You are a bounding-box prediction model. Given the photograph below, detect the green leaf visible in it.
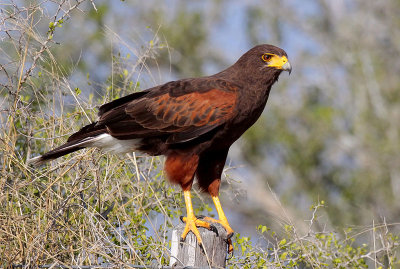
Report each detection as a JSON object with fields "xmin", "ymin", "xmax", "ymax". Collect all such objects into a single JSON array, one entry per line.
[
  {"xmin": 280, "ymin": 251, "xmax": 288, "ymax": 260},
  {"xmin": 261, "ymin": 225, "xmax": 267, "ymax": 234},
  {"xmin": 75, "ymin": 87, "xmax": 81, "ymax": 95}
]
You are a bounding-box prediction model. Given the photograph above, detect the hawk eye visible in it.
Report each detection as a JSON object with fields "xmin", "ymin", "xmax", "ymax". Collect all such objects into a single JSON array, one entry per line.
[{"xmin": 262, "ymin": 54, "xmax": 272, "ymax": 62}]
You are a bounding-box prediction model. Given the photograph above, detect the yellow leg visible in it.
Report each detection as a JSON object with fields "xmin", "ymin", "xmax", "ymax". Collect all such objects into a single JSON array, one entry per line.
[
  {"xmin": 204, "ymin": 196, "xmax": 235, "ymax": 235},
  {"xmin": 180, "ymin": 190, "xmax": 215, "ymax": 247},
  {"xmin": 201, "ymin": 196, "xmax": 234, "ymax": 253}
]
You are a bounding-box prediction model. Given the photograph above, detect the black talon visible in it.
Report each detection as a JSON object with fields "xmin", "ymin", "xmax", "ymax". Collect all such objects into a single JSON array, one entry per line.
[
  {"xmin": 198, "ymin": 242, "xmax": 205, "ymax": 253},
  {"xmin": 210, "ymin": 224, "xmax": 219, "ymax": 236},
  {"xmin": 226, "ymin": 232, "xmax": 234, "ymax": 239},
  {"xmin": 196, "ymin": 215, "xmax": 205, "ymax": 219},
  {"xmin": 179, "ymin": 216, "xmax": 185, "ymax": 223},
  {"xmin": 180, "ymin": 237, "xmax": 185, "ymax": 246},
  {"xmin": 224, "ymin": 237, "xmax": 233, "ymax": 245}
]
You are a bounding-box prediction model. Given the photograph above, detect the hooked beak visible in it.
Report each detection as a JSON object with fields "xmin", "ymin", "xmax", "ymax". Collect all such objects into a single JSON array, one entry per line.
[
  {"xmin": 282, "ymin": 61, "xmax": 292, "ymax": 75},
  {"xmin": 267, "ymin": 55, "xmax": 292, "ymax": 75}
]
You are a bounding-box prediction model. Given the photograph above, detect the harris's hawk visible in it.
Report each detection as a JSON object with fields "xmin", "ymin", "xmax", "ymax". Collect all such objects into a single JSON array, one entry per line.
[{"xmin": 29, "ymin": 44, "xmax": 291, "ymax": 252}]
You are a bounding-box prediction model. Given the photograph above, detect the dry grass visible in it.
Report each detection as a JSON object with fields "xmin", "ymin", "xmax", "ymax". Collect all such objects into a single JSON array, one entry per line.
[{"xmin": 0, "ymin": 1, "xmax": 184, "ymax": 266}]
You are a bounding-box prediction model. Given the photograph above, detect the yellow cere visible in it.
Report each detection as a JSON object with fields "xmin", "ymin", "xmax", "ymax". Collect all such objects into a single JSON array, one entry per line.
[{"xmin": 262, "ymin": 53, "xmax": 289, "ymax": 70}]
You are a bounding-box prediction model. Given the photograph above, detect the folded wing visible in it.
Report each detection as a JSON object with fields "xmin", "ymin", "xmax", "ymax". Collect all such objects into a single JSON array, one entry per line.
[{"xmin": 98, "ymin": 80, "xmax": 238, "ymax": 144}]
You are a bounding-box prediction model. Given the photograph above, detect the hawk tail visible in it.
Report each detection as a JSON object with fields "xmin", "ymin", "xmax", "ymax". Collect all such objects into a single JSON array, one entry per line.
[
  {"xmin": 28, "ymin": 122, "xmax": 107, "ymax": 166},
  {"xmin": 27, "ymin": 137, "xmax": 98, "ymax": 166}
]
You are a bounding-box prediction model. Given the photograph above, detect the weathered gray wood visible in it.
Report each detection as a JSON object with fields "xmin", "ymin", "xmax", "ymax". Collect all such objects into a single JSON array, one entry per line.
[{"xmin": 170, "ymin": 222, "xmax": 229, "ymax": 268}]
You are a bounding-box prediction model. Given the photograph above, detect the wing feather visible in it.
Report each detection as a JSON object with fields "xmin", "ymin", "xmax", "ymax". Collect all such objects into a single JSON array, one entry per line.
[{"xmin": 99, "ymin": 79, "xmax": 239, "ymax": 143}]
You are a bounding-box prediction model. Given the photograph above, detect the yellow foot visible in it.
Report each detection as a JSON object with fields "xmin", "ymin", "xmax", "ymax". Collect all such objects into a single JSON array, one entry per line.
[
  {"xmin": 198, "ymin": 216, "xmax": 234, "ymax": 238},
  {"xmin": 180, "ymin": 215, "xmax": 218, "ymax": 249},
  {"xmin": 197, "ymin": 215, "xmax": 234, "ymax": 253}
]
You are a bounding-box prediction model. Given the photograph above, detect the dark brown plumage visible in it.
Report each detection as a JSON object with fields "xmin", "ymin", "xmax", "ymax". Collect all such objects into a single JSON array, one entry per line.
[{"xmin": 30, "ymin": 44, "xmax": 291, "ymax": 252}]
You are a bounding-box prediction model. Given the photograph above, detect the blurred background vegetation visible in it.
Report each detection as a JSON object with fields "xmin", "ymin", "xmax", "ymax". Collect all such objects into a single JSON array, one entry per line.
[{"xmin": 1, "ymin": 0, "xmax": 400, "ymax": 267}]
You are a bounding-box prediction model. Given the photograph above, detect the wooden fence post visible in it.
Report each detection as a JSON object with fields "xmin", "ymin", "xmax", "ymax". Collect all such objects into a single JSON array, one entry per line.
[{"xmin": 170, "ymin": 222, "xmax": 229, "ymax": 268}]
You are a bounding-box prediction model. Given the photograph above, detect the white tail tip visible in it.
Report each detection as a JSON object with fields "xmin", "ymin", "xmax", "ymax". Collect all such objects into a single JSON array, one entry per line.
[{"xmin": 27, "ymin": 155, "xmax": 46, "ymax": 166}]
